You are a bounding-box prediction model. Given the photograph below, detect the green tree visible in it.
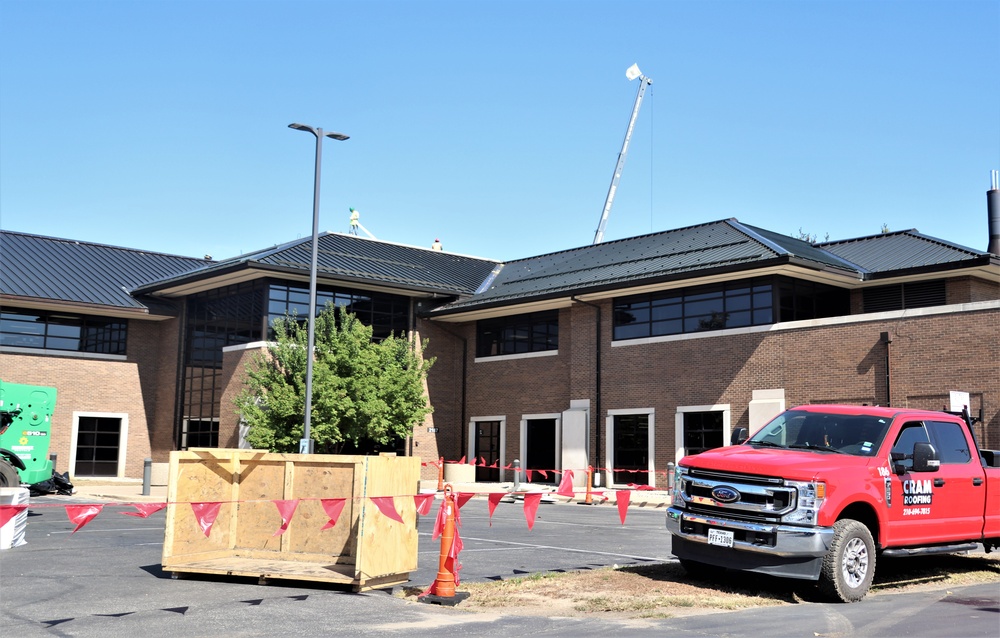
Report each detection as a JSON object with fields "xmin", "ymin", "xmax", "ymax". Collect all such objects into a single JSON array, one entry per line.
[{"xmin": 235, "ymin": 305, "xmax": 434, "ymax": 453}]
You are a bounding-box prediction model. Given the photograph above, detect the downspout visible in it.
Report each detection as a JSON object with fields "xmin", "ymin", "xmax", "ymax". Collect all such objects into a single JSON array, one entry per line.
[
  {"xmin": 572, "ymin": 297, "xmax": 602, "ymax": 486},
  {"xmin": 880, "ymin": 331, "xmax": 892, "ymax": 407}
]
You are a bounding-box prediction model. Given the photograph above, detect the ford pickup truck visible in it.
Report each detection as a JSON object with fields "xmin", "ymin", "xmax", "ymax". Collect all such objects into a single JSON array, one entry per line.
[{"xmin": 666, "ymin": 404, "xmax": 1000, "ymax": 601}]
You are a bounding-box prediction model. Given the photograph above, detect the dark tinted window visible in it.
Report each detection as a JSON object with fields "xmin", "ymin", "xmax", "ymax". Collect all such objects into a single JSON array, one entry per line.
[
  {"xmin": 929, "ymin": 421, "xmax": 972, "ymax": 464},
  {"xmin": 476, "ymin": 310, "xmax": 558, "ymax": 357},
  {"xmin": 892, "ymin": 423, "xmax": 930, "ymax": 471}
]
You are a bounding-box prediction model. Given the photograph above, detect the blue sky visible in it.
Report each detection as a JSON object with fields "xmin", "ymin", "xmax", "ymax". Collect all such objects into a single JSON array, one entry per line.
[{"xmin": 1, "ymin": 0, "xmax": 998, "ymax": 263}]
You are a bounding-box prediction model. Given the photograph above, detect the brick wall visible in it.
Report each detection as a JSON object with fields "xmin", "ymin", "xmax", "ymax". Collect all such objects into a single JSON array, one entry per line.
[
  {"xmin": 452, "ymin": 301, "xmax": 1000, "ymax": 488},
  {"xmin": 0, "ymin": 316, "xmax": 178, "ymax": 479}
]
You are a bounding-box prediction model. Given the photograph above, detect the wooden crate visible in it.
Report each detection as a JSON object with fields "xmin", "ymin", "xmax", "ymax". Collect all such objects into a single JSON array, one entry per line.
[{"xmin": 162, "ymin": 449, "xmax": 421, "ymax": 591}]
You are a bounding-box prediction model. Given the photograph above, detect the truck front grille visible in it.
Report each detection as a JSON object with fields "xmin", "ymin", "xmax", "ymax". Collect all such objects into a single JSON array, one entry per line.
[{"xmin": 677, "ymin": 468, "xmax": 797, "ymax": 524}]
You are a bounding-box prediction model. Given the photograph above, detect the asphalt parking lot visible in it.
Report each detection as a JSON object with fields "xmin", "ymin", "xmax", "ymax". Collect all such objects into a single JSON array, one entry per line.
[{"xmin": 1, "ymin": 493, "xmax": 997, "ymax": 637}]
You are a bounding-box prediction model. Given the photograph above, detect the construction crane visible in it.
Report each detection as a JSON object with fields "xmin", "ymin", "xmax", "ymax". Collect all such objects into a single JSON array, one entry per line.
[{"xmin": 592, "ymin": 63, "xmax": 653, "ymax": 245}]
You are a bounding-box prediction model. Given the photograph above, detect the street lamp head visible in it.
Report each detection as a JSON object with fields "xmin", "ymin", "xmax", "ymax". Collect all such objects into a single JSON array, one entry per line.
[{"xmin": 325, "ymin": 132, "xmax": 350, "ymax": 141}]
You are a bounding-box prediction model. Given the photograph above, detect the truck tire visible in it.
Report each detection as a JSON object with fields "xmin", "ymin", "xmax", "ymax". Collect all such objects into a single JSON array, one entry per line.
[
  {"xmin": 0, "ymin": 459, "xmax": 20, "ymax": 487},
  {"xmin": 819, "ymin": 518, "xmax": 875, "ymax": 602}
]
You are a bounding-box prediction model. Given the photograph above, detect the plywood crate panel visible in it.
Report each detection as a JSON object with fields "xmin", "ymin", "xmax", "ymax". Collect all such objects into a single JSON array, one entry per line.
[{"xmin": 162, "ymin": 449, "xmax": 421, "ymax": 591}]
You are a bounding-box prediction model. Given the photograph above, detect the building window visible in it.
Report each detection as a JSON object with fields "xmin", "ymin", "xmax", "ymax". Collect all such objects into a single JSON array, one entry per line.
[
  {"xmin": 683, "ymin": 412, "xmax": 724, "ymax": 455},
  {"xmin": 267, "ymin": 283, "xmax": 409, "ymax": 340},
  {"xmin": 863, "ymin": 280, "xmax": 946, "ymax": 313},
  {"xmin": 614, "ymin": 279, "xmax": 773, "ymax": 340},
  {"xmin": 182, "ymin": 419, "xmax": 219, "ymax": 449},
  {"xmin": 614, "ymin": 276, "xmax": 849, "ymax": 341},
  {"xmin": 776, "ymin": 279, "xmax": 851, "ymax": 322},
  {"xmin": 476, "ymin": 310, "xmax": 558, "ymax": 357},
  {"xmin": 73, "ymin": 414, "xmax": 127, "ymax": 477},
  {"xmin": 675, "ymin": 404, "xmax": 731, "ymax": 461},
  {"xmin": 1, "ymin": 309, "xmax": 127, "ymax": 354}
]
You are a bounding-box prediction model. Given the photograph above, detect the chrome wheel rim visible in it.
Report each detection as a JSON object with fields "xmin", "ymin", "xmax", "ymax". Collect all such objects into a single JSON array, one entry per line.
[{"xmin": 841, "ymin": 537, "xmax": 869, "ymax": 588}]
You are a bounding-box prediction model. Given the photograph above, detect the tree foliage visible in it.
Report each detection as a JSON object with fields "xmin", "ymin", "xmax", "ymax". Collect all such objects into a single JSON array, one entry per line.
[{"xmin": 235, "ymin": 306, "xmax": 434, "ymax": 453}]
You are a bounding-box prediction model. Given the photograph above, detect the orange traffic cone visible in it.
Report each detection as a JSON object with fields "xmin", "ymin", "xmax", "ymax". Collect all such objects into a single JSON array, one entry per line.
[
  {"xmin": 437, "ymin": 456, "xmax": 444, "ymax": 491},
  {"xmin": 419, "ymin": 484, "xmax": 469, "ymax": 605}
]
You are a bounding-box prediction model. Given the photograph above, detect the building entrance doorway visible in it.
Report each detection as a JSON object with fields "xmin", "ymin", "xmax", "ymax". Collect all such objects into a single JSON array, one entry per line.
[
  {"xmin": 525, "ymin": 418, "xmax": 557, "ymax": 484},
  {"xmin": 474, "ymin": 420, "xmax": 501, "ymax": 482}
]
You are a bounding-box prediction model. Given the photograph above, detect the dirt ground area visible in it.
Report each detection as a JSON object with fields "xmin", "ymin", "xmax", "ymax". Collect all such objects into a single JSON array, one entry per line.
[{"xmin": 401, "ymin": 553, "xmax": 1000, "ymax": 619}]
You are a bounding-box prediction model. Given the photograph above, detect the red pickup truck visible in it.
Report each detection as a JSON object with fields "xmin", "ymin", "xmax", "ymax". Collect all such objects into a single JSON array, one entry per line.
[{"xmin": 666, "ymin": 404, "xmax": 1000, "ymax": 601}]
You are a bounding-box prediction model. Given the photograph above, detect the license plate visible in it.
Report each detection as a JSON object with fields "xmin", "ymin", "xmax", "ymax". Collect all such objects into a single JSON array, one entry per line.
[{"xmin": 707, "ymin": 528, "xmax": 734, "ymax": 548}]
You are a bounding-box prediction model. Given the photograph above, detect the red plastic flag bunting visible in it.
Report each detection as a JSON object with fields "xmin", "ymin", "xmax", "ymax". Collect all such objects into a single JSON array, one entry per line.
[
  {"xmin": 556, "ymin": 469, "xmax": 575, "ymax": 498},
  {"xmin": 487, "ymin": 492, "xmax": 503, "ymax": 526},
  {"xmin": 271, "ymin": 499, "xmax": 299, "ymax": 536},
  {"xmin": 538, "ymin": 469, "xmax": 548, "ymax": 480},
  {"xmin": 413, "ymin": 493, "xmax": 435, "ymax": 516},
  {"xmin": 478, "ymin": 457, "xmax": 487, "ymax": 467},
  {"xmin": 616, "ymin": 491, "xmax": 631, "ymax": 525},
  {"xmin": 489, "ymin": 460, "xmax": 499, "ymax": 468},
  {"xmin": 65, "ymin": 504, "xmax": 104, "ymax": 533},
  {"xmin": 320, "ymin": 498, "xmax": 347, "ymax": 530},
  {"xmin": 190, "ymin": 502, "xmax": 223, "ymax": 537},
  {"xmin": 120, "ymin": 503, "xmax": 167, "ymax": 518},
  {"xmin": 0, "ymin": 504, "xmax": 27, "ymax": 528},
  {"xmin": 456, "ymin": 456, "xmax": 466, "ymax": 465},
  {"xmin": 523, "ymin": 492, "xmax": 542, "ymax": 530},
  {"xmin": 371, "ymin": 497, "xmax": 404, "ymax": 523},
  {"xmin": 456, "ymin": 492, "xmax": 475, "ymax": 510},
  {"xmin": 525, "ymin": 469, "xmax": 533, "ymax": 482}
]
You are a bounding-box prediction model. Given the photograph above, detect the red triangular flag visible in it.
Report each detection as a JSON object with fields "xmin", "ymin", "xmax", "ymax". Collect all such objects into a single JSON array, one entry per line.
[
  {"xmin": 457, "ymin": 456, "xmax": 466, "ymax": 464},
  {"xmin": 456, "ymin": 492, "xmax": 475, "ymax": 510},
  {"xmin": 190, "ymin": 502, "xmax": 223, "ymax": 537},
  {"xmin": 272, "ymin": 499, "xmax": 299, "ymax": 536},
  {"xmin": 431, "ymin": 497, "xmax": 451, "ymax": 540},
  {"xmin": 120, "ymin": 502, "xmax": 167, "ymax": 518},
  {"xmin": 489, "ymin": 460, "xmax": 498, "ymax": 468},
  {"xmin": 66, "ymin": 504, "xmax": 104, "ymax": 533},
  {"xmin": 478, "ymin": 457, "xmax": 486, "ymax": 466},
  {"xmin": 538, "ymin": 469, "xmax": 548, "ymax": 480},
  {"xmin": 371, "ymin": 496, "xmax": 404, "ymax": 523},
  {"xmin": 414, "ymin": 493, "xmax": 435, "ymax": 515},
  {"xmin": 320, "ymin": 498, "xmax": 347, "ymax": 530},
  {"xmin": 616, "ymin": 490, "xmax": 631, "ymax": 525},
  {"xmin": 523, "ymin": 492, "xmax": 542, "ymax": 530},
  {"xmin": 0, "ymin": 504, "xmax": 27, "ymax": 528},
  {"xmin": 487, "ymin": 492, "xmax": 503, "ymax": 526},
  {"xmin": 525, "ymin": 469, "xmax": 533, "ymax": 482},
  {"xmin": 556, "ymin": 469, "xmax": 575, "ymax": 498}
]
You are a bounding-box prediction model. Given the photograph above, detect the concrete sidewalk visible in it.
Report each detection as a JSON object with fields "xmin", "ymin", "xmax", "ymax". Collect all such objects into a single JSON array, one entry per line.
[{"xmin": 64, "ymin": 478, "xmax": 672, "ymax": 507}]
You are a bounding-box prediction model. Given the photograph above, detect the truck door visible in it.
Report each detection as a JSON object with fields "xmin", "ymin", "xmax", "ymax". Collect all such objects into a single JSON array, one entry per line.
[
  {"xmin": 923, "ymin": 419, "xmax": 986, "ymax": 540},
  {"xmin": 886, "ymin": 420, "xmax": 985, "ymax": 545},
  {"xmin": 885, "ymin": 421, "xmax": 935, "ymax": 545}
]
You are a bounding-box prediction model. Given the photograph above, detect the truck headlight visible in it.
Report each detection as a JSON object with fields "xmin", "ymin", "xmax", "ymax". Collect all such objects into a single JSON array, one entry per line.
[
  {"xmin": 671, "ymin": 466, "xmax": 688, "ymax": 506},
  {"xmin": 783, "ymin": 480, "xmax": 825, "ymax": 524}
]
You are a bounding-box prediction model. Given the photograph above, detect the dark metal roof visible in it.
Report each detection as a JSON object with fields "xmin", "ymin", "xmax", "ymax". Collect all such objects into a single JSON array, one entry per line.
[
  {"xmin": 820, "ymin": 230, "xmax": 986, "ymax": 273},
  {"xmin": 0, "ymin": 231, "xmax": 209, "ymax": 311},
  {"xmin": 134, "ymin": 232, "xmax": 500, "ymax": 297},
  {"xmin": 430, "ymin": 219, "xmax": 863, "ymax": 315}
]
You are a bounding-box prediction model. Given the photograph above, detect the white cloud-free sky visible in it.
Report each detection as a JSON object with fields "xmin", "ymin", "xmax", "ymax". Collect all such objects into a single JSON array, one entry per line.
[{"xmin": 1, "ymin": 0, "xmax": 998, "ymax": 263}]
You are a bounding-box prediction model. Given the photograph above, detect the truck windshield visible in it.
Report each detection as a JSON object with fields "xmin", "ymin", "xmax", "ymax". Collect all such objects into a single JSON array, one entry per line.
[{"xmin": 747, "ymin": 410, "xmax": 892, "ymax": 456}]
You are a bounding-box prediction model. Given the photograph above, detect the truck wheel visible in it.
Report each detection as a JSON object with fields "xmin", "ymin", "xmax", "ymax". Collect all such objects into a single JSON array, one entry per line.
[
  {"xmin": 819, "ymin": 519, "xmax": 875, "ymax": 602},
  {"xmin": 0, "ymin": 460, "xmax": 20, "ymax": 487}
]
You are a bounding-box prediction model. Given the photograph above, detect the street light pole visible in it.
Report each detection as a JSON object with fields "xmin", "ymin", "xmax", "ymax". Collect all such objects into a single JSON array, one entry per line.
[{"xmin": 288, "ymin": 122, "xmax": 349, "ymax": 454}]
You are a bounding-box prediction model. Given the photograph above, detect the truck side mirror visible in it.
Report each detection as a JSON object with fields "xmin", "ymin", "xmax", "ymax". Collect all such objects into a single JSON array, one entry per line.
[
  {"xmin": 730, "ymin": 428, "xmax": 748, "ymax": 445},
  {"xmin": 911, "ymin": 442, "xmax": 940, "ymax": 473}
]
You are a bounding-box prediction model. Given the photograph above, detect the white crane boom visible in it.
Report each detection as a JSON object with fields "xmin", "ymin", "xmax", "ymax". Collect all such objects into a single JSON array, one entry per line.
[{"xmin": 592, "ymin": 64, "xmax": 653, "ymax": 245}]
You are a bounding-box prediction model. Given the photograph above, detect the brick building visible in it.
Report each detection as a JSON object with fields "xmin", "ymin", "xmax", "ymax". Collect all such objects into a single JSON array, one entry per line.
[{"xmin": 2, "ymin": 214, "xmax": 998, "ymax": 486}]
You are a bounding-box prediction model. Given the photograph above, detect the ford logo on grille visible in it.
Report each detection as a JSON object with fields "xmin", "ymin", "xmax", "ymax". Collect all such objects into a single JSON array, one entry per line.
[{"xmin": 712, "ymin": 486, "xmax": 741, "ymax": 503}]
